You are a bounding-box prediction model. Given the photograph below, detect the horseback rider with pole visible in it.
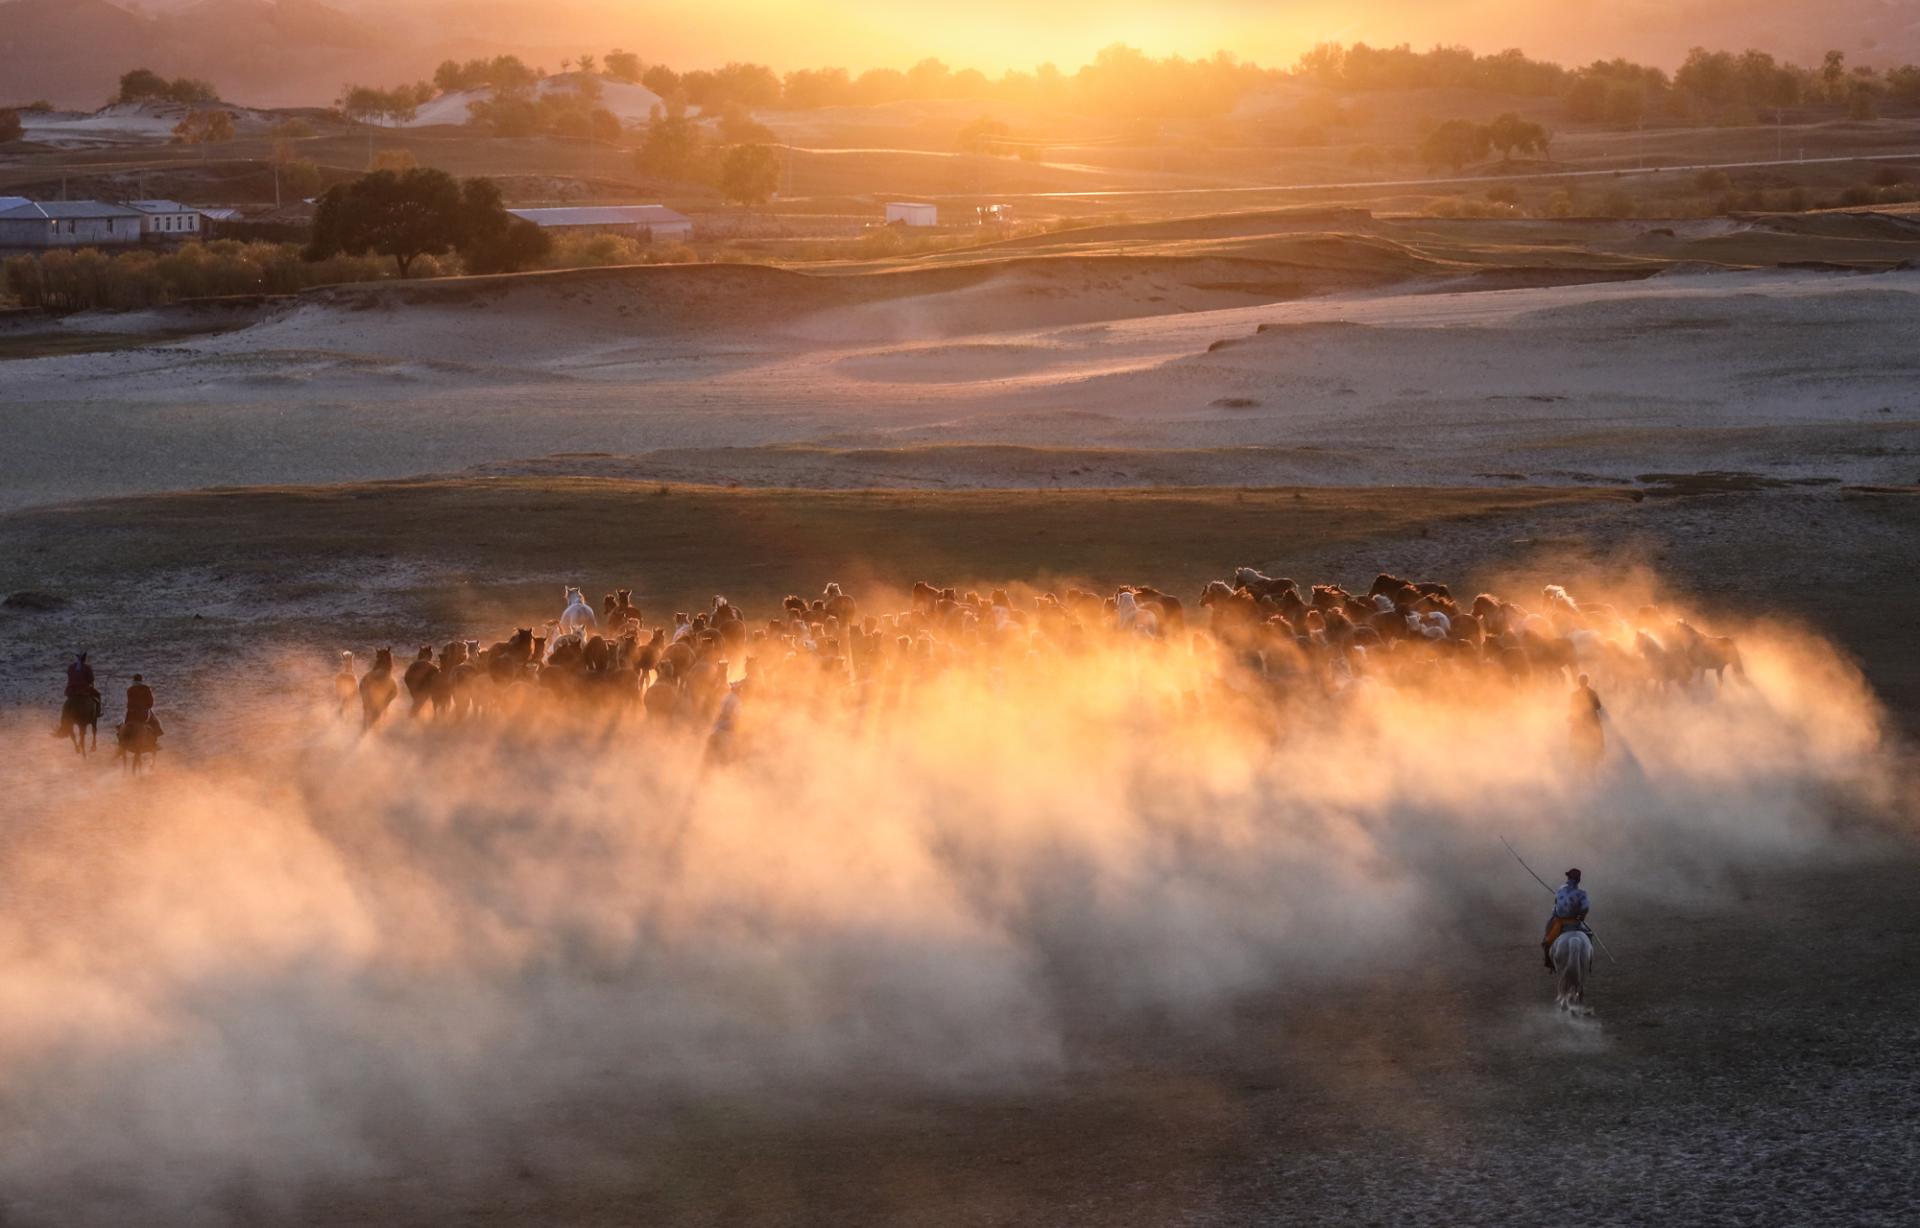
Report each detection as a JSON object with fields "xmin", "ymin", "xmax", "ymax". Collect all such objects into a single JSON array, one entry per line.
[{"xmin": 1500, "ymin": 835, "xmax": 1618, "ymax": 967}]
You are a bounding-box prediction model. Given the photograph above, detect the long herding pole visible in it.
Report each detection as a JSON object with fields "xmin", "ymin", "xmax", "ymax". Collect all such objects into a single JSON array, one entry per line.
[{"xmin": 1501, "ymin": 835, "xmax": 1619, "ymax": 965}]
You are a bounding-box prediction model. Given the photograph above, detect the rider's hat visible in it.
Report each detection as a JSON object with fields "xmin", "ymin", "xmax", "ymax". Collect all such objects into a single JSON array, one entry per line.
[{"xmin": 1566, "ymin": 868, "xmax": 1582, "ymax": 881}]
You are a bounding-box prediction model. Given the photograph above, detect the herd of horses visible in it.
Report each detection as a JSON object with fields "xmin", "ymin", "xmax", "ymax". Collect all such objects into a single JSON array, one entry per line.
[{"xmin": 337, "ymin": 571, "xmax": 1749, "ymax": 735}]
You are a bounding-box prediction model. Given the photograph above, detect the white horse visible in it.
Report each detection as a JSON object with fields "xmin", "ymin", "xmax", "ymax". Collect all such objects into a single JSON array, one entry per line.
[
  {"xmin": 558, "ymin": 586, "xmax": 598, "ymax": 635},
  {"xmin": 1550, "ymin": 931, "xmax": 1593, "ymax": 1014}
]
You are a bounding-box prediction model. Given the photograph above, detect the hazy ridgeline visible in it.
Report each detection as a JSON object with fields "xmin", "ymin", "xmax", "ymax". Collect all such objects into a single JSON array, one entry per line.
[{"xmin": 0, "ymin": 572, "xmax": 1903, "ymax": 1222}]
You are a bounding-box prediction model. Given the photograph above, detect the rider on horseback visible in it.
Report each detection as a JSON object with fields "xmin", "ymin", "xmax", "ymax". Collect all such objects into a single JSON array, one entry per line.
[
  {"xmin": 122, "ymin": 674, "xmax": 162, "ymax": 736},
  {"xmin": 1542, "ymin": 868, "xmax": 1591, "ymax": 971},
  {"xmin": 57, "ymin": 652, "xmax": 101, "ymax": 738}
]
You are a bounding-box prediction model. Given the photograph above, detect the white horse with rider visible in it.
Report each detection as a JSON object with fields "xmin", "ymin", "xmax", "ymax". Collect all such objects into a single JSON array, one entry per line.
[{"xmin": 1543, "ymin": 867, "xmax": 1595, "ymax": 1015}]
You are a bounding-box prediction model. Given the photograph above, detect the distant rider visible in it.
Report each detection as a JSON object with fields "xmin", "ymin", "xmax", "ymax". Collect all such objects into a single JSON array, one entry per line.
[
  {"xmin": 120, "ymin": 673, "xmax": 163, "ymax": 741},
  {"xmin": 1568, "ymin": 674, "xmax": 1604, "ymax": 766},
  {"xmin": 65, "ymin": 651, "xmax": 96, "ymax": 699},
  {"xmin": 57, "ymin": 652, "xmax": 100, "ymax": 737},
  {"xmin": 1541, "ymin": 868, "xmax": 1591, "ymax": 971}
]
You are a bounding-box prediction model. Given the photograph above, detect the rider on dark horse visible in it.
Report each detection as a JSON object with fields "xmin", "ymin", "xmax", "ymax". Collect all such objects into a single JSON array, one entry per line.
[
  {"xmin": 57, "ymin": 652, "xmax": 101, "ymax": 738},
  {"xmin": 119, "ymin": 673, "xmax": 163, "ymax": 745}
]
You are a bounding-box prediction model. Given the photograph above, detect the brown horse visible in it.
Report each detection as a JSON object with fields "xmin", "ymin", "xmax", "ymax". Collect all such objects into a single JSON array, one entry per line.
[
  {"xmin": 359, "ymin": 648, "xmax": 398, "ymax": 730},
  {"xmin": 118, "ymin": 719, "xmax": 160, "ymax": 774},
  {"xmin": 402, "ymin": 646, "xmax": 438, "ymax": 718},
  {"xmin": 61, "ymin": 691, "xmax": 102, "ymax": 755}
]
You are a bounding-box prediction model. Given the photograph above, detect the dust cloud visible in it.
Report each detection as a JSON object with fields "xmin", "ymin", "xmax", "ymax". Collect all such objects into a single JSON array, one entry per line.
[{"xmin": 0, "ymin": 577, "xmax": 1902, "ymax": 1223}]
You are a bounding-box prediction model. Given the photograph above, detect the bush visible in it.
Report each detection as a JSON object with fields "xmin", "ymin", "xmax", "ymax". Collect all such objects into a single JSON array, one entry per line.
[
  {"xmin": 0, "ymin": 109, "xmax": 22, "ymax": 143},
  {"xmin": 1599, "ymin": 189, "xmax": 1636, "ymax": 218},
  {"xmin": 1543, "ymin": 189, "xmax": 1576, "ymax": 218},
  {"xmin": 1870, "ymin": 166, "xmax": 1908, "ymax": 187},
  {"xmin": 1695, "ymin": 169, "xmax": 1731, "ymax": 192},
  {"xmin": 1486, "ymin": 185, "xmax": 1520, "ymax": 205},
  {"xmin": 5, "ymin": 240, "xmax": 395, "ymax": 312}
]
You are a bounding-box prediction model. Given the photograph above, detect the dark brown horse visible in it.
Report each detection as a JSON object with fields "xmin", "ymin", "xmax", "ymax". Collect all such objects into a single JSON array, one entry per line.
[
  {"xmin": 61, "ymin": 690, "xmax": 102, "ymax": 755},
  {"xmin": 359, "ymin": 648, "xmax": 398, "ymax": 730},
  {"xmin": 117, "ymin": 719, "xmax": 160, "ymax": 774}
]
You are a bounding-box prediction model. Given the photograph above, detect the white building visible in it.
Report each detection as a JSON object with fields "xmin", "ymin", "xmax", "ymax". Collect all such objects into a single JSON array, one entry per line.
[
  {"xmin": 128, "ymin": 200, "xmax": 204, "ymax": 239},
  {"xmin": 0, "ymin": 199, "xmax": 144, "ymax": 248},
  {"xmin": 506, "ymin": 205, "xmax": 693, "ymax": 241},
  {"xmin": 884, "ymin": 201, "xmax": 938, "ymax": 227}
]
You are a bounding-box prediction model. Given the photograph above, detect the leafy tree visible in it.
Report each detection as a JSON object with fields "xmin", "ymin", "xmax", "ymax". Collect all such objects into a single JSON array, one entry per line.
[
  {"xmin": 271, "ymin": 117, "xmax": 315, "ymax": 139},
  {"xmin": 340, "ymin": 82, "xmax": 431, "ymax": 126},
  {"xmin": 456, "ymin": 177, "xmax": 550, "ymax": 273},
  {"xmin": 634, "ymin": 109, "xmax": 705, "ymax": 181},
  {"xmin": 280, "ymin": 159, "xmax": 323, "ymax": 198},
  {"xmin": 1485, "ymin": 112, "xmax": 1547, "ymax": 160},
  {"xmin": 305, "ymin": 169, "xmax": 535, "ymax": 277},
  {"xmin": 781, "ymin": 67, "xmax": 853, "ymax": 108},
  {"xmin": 641, "ymin": 65, "xmax": 681, "ymax": 97},
  {"xmin": 170, "ymin": 109, "xmax": 235, "ymax": 144},
  {"xmin": 718, "ymin": 143, "xmax": 780, "ymax": 207},
  {"xmin": 1821, "ymin": 50, "xmax": 1847, "ymax": 101},
  {"xmin": 116, "ymin": 68, "xmax": 169, "ymax": 102},
  {"xmin": 305, "ymin": 167, "xmax": 466, "ymax": 276},
  {"xmin": 576, "ymin": 53, "xmax": 598, "ymax": 75},
  {"xmin": 467, "ymin": 95, "xmax": 538, "ymax": 136},
  {"xmin": 0, "ymin": 109, "xmax": 22, "ymax": 144},
  {"xmin": 717, "ymin": 103, "xmax": 774, "ymax": 143},
  {"xmin": 1420, "ymin": 119, "xmax": 1490, "ymax": 170},
  {"xmin": 605, "ymin": 50, "xmax": 641, "ymax": 82},
  {"xmin": 167, "ymin": 77, "xmax": 218, "ymax": 104},
  {"xmin": 957, "ymin": 115, "xmax": 1011, "ymax": 154}
]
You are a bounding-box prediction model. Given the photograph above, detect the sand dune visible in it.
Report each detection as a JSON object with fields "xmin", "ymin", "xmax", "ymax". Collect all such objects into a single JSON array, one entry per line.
[{"xmin": 4, "ymin": 238, "xmax": 1919, "ymax": 508}]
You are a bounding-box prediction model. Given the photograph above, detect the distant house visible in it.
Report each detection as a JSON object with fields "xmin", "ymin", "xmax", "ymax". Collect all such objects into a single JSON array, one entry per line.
[
  {"xmin": 128, "ymin": 200, "xmax": 204, "ymax": 240},
  {"xmin": 506, "ymin": 205, "xmax": 693, "ymax": 241},
  {"xmin": 884, "ymin": 202, "xmax": 938, "ymax": 227},
  {"xmin": 0, "ymin": 199, "xmax": 144, "ymax": 248}
]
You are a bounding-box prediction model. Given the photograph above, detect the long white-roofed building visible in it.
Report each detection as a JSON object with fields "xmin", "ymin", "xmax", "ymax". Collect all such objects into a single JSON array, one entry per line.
[
  {"xmin": 0, "ymin": 199, "xmax": 145, "ymax": 249},
  {"xmin": 506, "ymin": 205, "xmax": 693, "ymax": 241}
]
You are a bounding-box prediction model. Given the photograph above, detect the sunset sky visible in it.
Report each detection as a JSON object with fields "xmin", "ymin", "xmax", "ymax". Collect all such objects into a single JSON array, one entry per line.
[{"xmin": 568, "ymin": 0, "xmax": 1892, "ymax": 73}]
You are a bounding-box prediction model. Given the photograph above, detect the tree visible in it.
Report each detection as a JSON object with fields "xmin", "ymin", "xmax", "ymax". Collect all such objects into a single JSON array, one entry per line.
[
  {"xmin": 456, "ymin": 177, "xmax": 551, "ymax": 273},
  {"xmin": 605, "ymin": 50, "xmax": 641, "ymax": 82},
  {"xmin": 0, "ymin": 109, "xmax": 22, "ymax": 144},
  {"xmin": 718, "ymin": 143, "xmax": 780, "ymax": 207},
  {"xmin": 305, "ymin": 167, "xmax": 466, "ymax": 276},
  {"xmin": 170, "ymin": 109, "xmax": 234, "ymax": 145},
  {"xmin": 717, "ymin": 103, "xmax": 774, "ymax": 143},
  {"xmin": 957, "ymin": 115, "xmax": 1011, "ymax": 154},
  {"xmin": 1822, "ymin": 50, "xmax": 1847, "ymax": 101},
  {"xmin": 1486, "ymin": 112, "xmax": 1548, "ymax": 160},
  {"xmin": 1420, "ymin": 119, "xmax": 1490, "ymax": 170},
  {"xmin": 116, "ymin": 68, "xmax": 169, "ymax": 102},
  {"xmin": 641, "ymin": 65, "xmax": 681, "ymax": 97},
  {"xmin": 634, "ymin": 109, "xmax": 705, "ymax": 181}
]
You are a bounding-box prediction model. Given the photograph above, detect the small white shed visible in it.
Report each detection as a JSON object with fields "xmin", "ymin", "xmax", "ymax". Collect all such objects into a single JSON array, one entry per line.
[
  {"xmin": 884, "ymin": 201, "xmax": 938, "ymax": 227},
  {"xmin": 129, "ymin": 199, "xmax": 203, "ymax": 239}
]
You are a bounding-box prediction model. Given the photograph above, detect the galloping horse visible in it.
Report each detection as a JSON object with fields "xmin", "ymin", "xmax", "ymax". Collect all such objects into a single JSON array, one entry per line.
[
  {"xmin": 118, "ymin": 720, "xmax": 160, "ymax": 775},
  {"xmin": 61, "ymin": 691, "xmax": 102, "ymax": 755},
  {"xmin": 1550, "ymin": 931, "xmax": 1593, "ymax": 1014},
  {"xmin": 359, "ymin": 648, "xmax": 398, "ymax": 730}
]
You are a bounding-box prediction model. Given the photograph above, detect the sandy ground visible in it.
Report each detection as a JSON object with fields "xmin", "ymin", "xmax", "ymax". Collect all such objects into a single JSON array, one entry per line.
[
  {"xmin": 3, "ymin": 216, "xmax": 1919, "ymax": 1225},
  {"xmin": 4, "ymin": 261, "xmax": 1917, "ymax": 510},
  {"xmin": 0, "ymin": 480, "xmax": 1916, "ymax": 1226}
]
